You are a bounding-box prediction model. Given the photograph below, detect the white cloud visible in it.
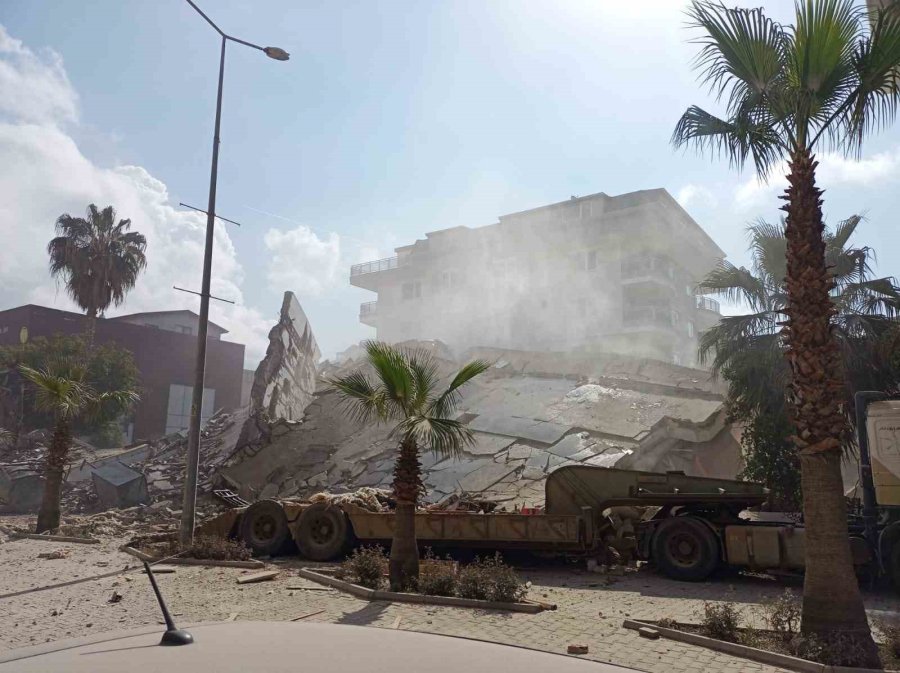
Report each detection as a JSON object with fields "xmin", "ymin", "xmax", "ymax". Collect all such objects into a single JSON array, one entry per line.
[
  {"xmin": 676, "ymin": 184, "xmax": 718, "ymax": 210},
  {"xmin": 263, "ymin": 226, "xmax": 341, "ymax": 297},
  {"xmin": 734, "ymin": 148, "xmax": 900, "ymax": 211},
  {"xmin": 0, "ymin": 24, "xmax": 275, "ymax": 367},
  {"xmin": 0, "ymin": 24, "xmax": 77, "ymax": 125}
]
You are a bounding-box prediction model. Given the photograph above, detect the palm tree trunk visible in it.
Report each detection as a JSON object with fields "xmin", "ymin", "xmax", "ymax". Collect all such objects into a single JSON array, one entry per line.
[
  {"xmin": 35, "ymin": 417, "xmax": 71, "ymax": 533},
  {"xmin": 390, "ymin": 437, "xmax": 421, "ymax": 591},
  {"xmin": 782, "ymin": 150, "xmax": 878, "ymax": 666},
  {"xmin": 85, "ymin": 305, "xmax": 98, "ymax": 349}
]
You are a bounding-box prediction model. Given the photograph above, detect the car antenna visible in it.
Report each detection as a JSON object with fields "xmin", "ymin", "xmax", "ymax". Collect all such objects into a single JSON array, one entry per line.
[{"xmin": 143, "ymin": 561, "xmax": 194, "ymax": 646}]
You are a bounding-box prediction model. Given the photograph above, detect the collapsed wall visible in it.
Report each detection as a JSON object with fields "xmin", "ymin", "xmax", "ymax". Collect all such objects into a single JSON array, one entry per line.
[
  {"xmin": 218, "ymin": 344, "xmax": 742, "ymax": 509},
  {"xmin": 246, "ymin": 291, "xmax": 321, "ymax": 421}
]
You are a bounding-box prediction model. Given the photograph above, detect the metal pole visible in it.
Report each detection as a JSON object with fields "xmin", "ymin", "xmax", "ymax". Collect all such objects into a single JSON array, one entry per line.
[{"xmin": 180, "ymin": 34, "xmax": 226, "ymax": 546}]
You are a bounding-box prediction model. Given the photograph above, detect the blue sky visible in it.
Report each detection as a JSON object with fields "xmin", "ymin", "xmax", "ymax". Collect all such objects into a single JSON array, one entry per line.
[{"xmin": 2, "ymin": 1, "xmax": 899, "ymax": 365}]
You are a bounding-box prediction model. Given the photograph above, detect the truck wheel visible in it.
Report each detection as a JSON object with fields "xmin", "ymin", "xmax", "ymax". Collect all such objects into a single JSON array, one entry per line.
[
  {"xmin": 652, "ymin": 517, "xmax": 719, "ymax": 582},
  {"xmin": 239, "ymin": 500, "xmax": 289, "ymax": 556},
  {"xmin": 295, "ymin": 503, "xmax": 353, "ymax": 561}
]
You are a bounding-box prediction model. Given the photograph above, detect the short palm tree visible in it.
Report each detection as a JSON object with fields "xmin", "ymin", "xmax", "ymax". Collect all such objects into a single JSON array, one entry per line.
[
  {"xmin": 48, "ymin": 204, "xmax": 147, "ymax": 340},
  {"xmin": 672, "ymin": 0, "xmax": 900, "ymax": 659},
  {"xmin": 20, "ymin": 360, "xmax": 138, "ymax": 533},
  {"xmin": 327, "ymin": 341, "xmax": 489, "ymax": 590},
  {"xmin": 700, "ymin": 216, "xmax": 900, "ymax": 507}
]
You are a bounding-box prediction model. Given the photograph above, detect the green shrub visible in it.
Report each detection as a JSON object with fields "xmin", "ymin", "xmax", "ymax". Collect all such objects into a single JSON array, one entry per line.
[
  {"xmin": 698, "ymin": 602, "xmax": 741, "ymax": 643},
  {"xmin": 341, "ymin": 546, "xmax": 387, "ymax": 590},
  {"xmin": 792, "ymin": 632, "xmax": 875, "ymax": 667},
  {"xmin": 762, "ymin": 589, "xmax": 801, "ymax": 639},
  {"xmin": 154, "ymin": 534, "xmax": 251, "ymax": 561},
  {"xmin": 457, "ymin": 553, "xmax": 526, "ymax": 603},
  {"xmin": 416, "ymin": 549, "xmax": 457, "ymax": 596}
]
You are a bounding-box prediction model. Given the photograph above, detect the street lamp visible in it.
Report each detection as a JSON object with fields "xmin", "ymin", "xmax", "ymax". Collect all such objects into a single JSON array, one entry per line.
[{"xmin": 180, "ymin": 0, "xmax": 289, "ymax": 546}]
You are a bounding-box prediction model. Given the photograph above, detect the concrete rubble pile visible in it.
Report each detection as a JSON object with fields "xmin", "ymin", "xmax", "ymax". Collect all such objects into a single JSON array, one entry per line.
[{"xmin": 218, "ymin": 341, "xmax": 743, "ymax": 511}]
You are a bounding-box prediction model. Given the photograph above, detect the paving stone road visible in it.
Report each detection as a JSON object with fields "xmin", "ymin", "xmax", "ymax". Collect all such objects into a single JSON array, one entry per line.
[{"xmin": 2, "ymin": 531, "xmax": 898, "ymax": 673}]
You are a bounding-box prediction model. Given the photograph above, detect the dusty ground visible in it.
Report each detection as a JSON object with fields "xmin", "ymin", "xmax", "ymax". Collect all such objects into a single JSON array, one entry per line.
[{"xmin": 2, "ymin": 521, "xmax": 899, "ymax": 673}]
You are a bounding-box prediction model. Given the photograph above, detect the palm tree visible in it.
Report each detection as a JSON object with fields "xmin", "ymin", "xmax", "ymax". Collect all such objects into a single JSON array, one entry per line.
[
  {"xmin": 327, "ymin": 341, "xmax": 489, "ymax": 590},
  {"xmin": 699, "ymin": 216, "xmax": 900, "ymax": 508},
  {"xmin": 20, "ymin": 360, "xmax": 138, "ymax": 533},
  {"xmin": 48, "ymin": 204, "xmax": 147, "ymax": 341},
  {"xmin": 672, "ymin": 0, "xmax": 900, "ymax": 659}
]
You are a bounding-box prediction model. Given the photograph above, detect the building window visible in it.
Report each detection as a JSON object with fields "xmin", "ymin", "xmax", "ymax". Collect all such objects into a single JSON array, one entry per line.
[
  {"xmin": 402, "ymin": 281, "xmax": 422, "ymax": 300},
  {"xmin": 685, "ymin": 284, "xmax": 693, "ymax": 296},
  {"xmin": 177, "ymin": 325, "xmax": 192, "ymax": 335},
  {"xmin": 166, "ymin": 384, "xmax": 215, "ymax": 435},
  {"xmin": 687, "ymin": 321, "xmax": 695, "ymax": 338},
  {"xmin": 0, "ymin": 326, "xmax": 7, "ymax": 334}
]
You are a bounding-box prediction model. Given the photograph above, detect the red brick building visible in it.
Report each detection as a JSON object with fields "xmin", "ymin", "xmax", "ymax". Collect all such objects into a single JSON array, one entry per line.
[{"xmin": 0, "ymin": 305, "xmax": 245, "ymax": 441}]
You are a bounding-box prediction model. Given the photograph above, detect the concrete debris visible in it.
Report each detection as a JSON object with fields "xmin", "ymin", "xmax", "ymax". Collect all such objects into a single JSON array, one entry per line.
[
  {"xmin": 91, "ymin": 462, "xmax": 149, "ymax": 510},
  {"xmin": 567, "ymin": 644, "xmax": 589, "ymax": 655},
  {"xmin": 217, "ymin": 342, "xmax": 741, "ymax": 510},
  {"xmin": 244, "ymin": 291, "xmax": 320, "ymax": 423},
  {"xmin": 308, "ymin": 487, "xmax": 393, "ymax": 512},
  {"xmin": 38, "ymin": 549, "xmax": 70, "ymax": 560},
  {"xmin": 0, "ymin": 465, "xmax": 44, "ymax": 513},
  {"xmin": 236, "ymin": 570, "xmax": 279, "ymax": 585}
]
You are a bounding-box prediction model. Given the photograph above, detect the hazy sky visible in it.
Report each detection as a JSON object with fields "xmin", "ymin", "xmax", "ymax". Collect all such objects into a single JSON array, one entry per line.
[{"xmin": 2, "ymin": 1, "xmax": 899, "ymax": 366}]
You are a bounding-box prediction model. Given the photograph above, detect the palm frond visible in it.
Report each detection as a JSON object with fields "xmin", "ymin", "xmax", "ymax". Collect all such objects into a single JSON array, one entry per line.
[
  {"xmin": 789, "ymin": 0, "xmax": 862, "ymax": 141},
  {"xmin": 428, "ymin": 359, "xmax": 491, "ymax": 420},
  {"xmin": 672, "ymin": 105, "xmax": 785, "ymax": 176},
  {"xmin": 362, "ymin": 340, "xmax": 414, "ymax": 414},
  {"xmin": 840, "ymin": 0, "xmax": 900, "ymax": 154},
  {"xmin": 392, "ymin": 415, "xmax": 475, "ymax": 461},
  {"xmin": 698, "ymin": 312, "xmax": 781, "ymax": 372},
  {"xmin": 405, "ymin": 349, "xmax": 441, "ymax": 414},
  {"xmin": 697, "ymin": 260, "xmax": 771, "ymax": 311},
  {"xmin": 325, "ymin": 370, "xmax": 390, "ymax": 425},
  {"xmin": 686, "ymin": 1, "xmax": 787, "ymax": 114}
]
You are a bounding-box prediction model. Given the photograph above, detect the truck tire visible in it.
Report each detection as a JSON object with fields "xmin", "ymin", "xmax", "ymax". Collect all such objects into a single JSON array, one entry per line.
[
  {"xmin": 295, "ymin": 503, "xmax": 353, "ymax": 561},
  {"xmin": 652, "ymin": 516, "xmax": 719, "ymax": 582},
  {"xmin": 240, "ymin": 499, "xmax": 289, "ymax": 556}
]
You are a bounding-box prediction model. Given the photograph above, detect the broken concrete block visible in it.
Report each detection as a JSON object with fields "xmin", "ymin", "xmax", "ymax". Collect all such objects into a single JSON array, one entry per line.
[
  {"xmin": 638, "ymin": 627, "xmax": 660, "ymax": 640},
  {"xmin": 236, "ymin": 570, "xmax": 279, "ymax": 585},
  {"xmin": 91, "ymin": 462, "xmax": 150, "ymax": 509},
  {"xmin": 567, "ymin": 644, "xmax": 589, "ymax": 655}
]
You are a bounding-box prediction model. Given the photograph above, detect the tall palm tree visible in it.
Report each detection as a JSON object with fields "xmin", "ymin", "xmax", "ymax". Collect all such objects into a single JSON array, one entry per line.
[
  {"xmin": 672, "ymin": 0, "xmax": 900, "ymax": 660},
  {"xmin": 20, "ymin": 360, "xmax": 138, "ymax": 533},
  {"xmin": 327, "ymin": 341, "xmax": 489, "ymax": 590},
  {"xmin": 699, "ymin": 216, "xmax": 900, "ymax": 508},
  {"xmin": 48, "ymin": 204, "xmax": 147, "ymax": 341}
]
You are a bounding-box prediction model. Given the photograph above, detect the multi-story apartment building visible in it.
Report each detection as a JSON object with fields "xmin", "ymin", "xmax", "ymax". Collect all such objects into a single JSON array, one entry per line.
[{"xmin": 350, "ymin": 189, "xmax": 724, "ymax": 367}]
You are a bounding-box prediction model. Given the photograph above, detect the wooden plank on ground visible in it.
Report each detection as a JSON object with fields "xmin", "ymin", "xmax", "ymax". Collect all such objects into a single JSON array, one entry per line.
[
  {"xmin": 391, "ymin": 616, "xmax": 402, "ymax": 629},
  {"xmin": 236, "ymin": 570, "xmax": 279, "ymax": 585},
  {"xmin": 12, "ymin": 532, "xmax": 100, "ymax": 544},
  {"xmin": 290, "ymin": 610, "xmax": 325, "ymax": 622}
]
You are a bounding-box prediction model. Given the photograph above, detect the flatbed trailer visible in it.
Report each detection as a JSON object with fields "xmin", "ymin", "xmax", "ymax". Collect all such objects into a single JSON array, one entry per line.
[{"xmin": 203, "ymin": 466, "xmax": 786, "ymax": 581}]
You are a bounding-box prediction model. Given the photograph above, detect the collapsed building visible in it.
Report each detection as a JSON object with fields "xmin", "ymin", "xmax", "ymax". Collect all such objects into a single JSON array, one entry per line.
[{"xmin": 218, "ymin": 344, "xmax": 741, "ymax": 510}]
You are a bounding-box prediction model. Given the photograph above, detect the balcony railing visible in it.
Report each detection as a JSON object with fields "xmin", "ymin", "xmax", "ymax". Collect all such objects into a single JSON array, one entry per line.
[
  {"xmin": 623, "ymin": 306, "xmax": 677, "ymax": 329},
  {"xmin": 359, "ymin": 301, "xmax": 377, "ymax": 317},
  {"xmin": 695, "ymin": 295, "xmax": 721, "ymax": 314},
  {"xmin": 351, "ymin": 256, "xmax": 399, "ymax": 276},
  {"xmin": 620, "ymin": 255, "xmax": 675, "ymax": 282}
]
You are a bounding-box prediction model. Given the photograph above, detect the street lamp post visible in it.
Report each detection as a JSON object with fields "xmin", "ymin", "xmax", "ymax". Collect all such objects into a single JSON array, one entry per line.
[{"xmin": 180, "ymin": 0, "xmax": 289, "ymax": 545}]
